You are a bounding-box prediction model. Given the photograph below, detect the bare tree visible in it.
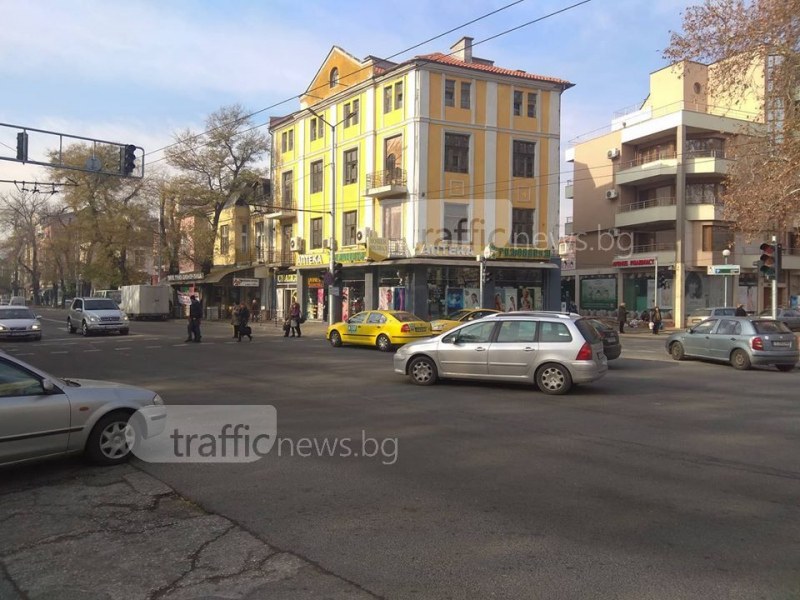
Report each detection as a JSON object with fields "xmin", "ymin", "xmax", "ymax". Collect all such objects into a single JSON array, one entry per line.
[{"xmin": 664, "ymin": 0, "xmax": 800, "ymax": 235}]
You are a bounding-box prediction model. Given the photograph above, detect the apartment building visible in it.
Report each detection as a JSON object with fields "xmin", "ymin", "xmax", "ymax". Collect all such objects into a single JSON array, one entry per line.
[
  {"xmin": 269, "ymin": 37, "xmax": 571, "ymax": 321},
  {"xmin": 566, "ymin": 58, "xmax": 800, "ymax": 326}
]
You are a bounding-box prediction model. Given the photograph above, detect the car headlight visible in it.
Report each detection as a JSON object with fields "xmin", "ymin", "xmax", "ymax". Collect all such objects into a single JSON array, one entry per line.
[
  {"xmin": 32, "ymin": 324, "xmax": 41, "ymax": 330},
  {"xmin": 152, "ymin": 394, "xmax": 164, "ymax": 406},
  {"xmin": 121, "ymin": 312, "xmax": 129, "ymax": 321},
  {"xmin": 88, "ymin": 314, "xmax": 99, "ymax": 322},
  {"xmin": 0, "ymin": 324, "xmax": 5, "ymax": 331}
]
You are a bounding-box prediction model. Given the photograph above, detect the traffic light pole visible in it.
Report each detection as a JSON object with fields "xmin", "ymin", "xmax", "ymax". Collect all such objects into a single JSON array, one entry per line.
[
  {"xmin": 654, "ymin": 257, "xmax": 658, "ymax": 308},
  {"xmin": 478, "ymin": 255, "xmax": 485, "ymax": 308},
  {"xmin": 772, "ymin": 234, "xmax": 778, "ymax": 320}
]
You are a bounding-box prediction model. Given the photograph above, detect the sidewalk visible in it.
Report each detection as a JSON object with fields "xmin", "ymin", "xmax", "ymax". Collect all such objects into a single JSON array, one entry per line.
[{"xmin": 0, "ymin": 463, "xmax": 375, "ymax": 599}]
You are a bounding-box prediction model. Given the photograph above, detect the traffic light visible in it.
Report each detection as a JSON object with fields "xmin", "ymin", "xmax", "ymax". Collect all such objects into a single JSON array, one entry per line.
[
  {"xmin": 332, "ymin": 262, "xmax": 344, "ymax": 286},
  {"xmin": 758, "ymin": 242, "xmax": 776, "ymax": 279},
  {"xmin": 16, "ymin": 132, "xmax": 28, "ymax": 162},
  {"xmin": 482, "ymin": 269, "xmax": 493, "ymax": 284},
  {"xmin": 120, "ymin": 144, "xmax": 137, "ymax": 176},
  {"xmin": 658, "ymin": 273, "xmax": 667, "ymax": 289}
]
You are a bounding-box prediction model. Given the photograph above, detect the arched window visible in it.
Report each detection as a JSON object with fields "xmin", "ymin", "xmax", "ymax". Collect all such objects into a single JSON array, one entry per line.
[{"xmin": 329, "ymin": 68, "xmax": 339, "ymax": 88}]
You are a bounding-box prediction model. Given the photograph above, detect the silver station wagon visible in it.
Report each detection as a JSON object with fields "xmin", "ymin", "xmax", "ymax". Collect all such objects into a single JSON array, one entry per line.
[
  {"xmin": 394, "ymin": 312, "xmax": 607, "ymax": 395},
  {"xmin": 666, "ymin": 317, "xmax": 798, "ymax": 371}
]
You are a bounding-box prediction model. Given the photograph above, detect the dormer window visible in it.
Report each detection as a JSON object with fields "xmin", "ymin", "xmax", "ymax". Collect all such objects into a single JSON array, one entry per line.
[{"xmin": 330, "ymin": 68, "xmax": 339, "ymax": 88}]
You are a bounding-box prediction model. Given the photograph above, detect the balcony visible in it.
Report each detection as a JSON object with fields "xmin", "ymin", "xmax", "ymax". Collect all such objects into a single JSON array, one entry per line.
[
  {"xmin": 616, "ymin": 152, "xmax": 678, "ymax": 186},
  {"xmin": 684, "ymin": 148, "xmax": 732, "ymax": 177},
  {"xmin": 262, "ymin": 192, "xmax": 296, "ymax": 220},
  {"xmin": 564, "ymin": 180, "xmax": 573, "ymax": 199},
  {"xmin": 615, "ymin": 197, "xmax": 676, "ymax": 228},
  {"xmin": 365, "ymin": 168, "xmax": 407, "ymax": 199},
  {"xmin": 685, "ymin": 197, "xmax": 725, "ymax": 221},
  {"xmin": 262, "ymin": 249, "xmax": 296, "ymax": 267}
]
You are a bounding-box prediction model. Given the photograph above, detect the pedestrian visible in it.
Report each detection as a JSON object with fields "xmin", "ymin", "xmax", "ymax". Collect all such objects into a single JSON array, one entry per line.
[
  {"xmin": 231, "ymin": 303, "xmax": 241, "ymax": 339},
  {"xmin": 289, "ymin": 299, "xmax": 302, "ymax": 338},
  {"xmin": 735, "ymin": 304, "xmax": 747, "ymax": 316},
  {"xmin": 651, "ymin": 305, "xmax": 663, "ymax": 335},
  {"xmin": 186, "ymin": 295, "xmax": 203, "ymax": 343},
  {"xmin": 617, "ymin": 302, "xmax": 627, "ymax": 334},
  {"xmin": 237, "ymin": 300, "xmax": 252, "ymax": 342}
]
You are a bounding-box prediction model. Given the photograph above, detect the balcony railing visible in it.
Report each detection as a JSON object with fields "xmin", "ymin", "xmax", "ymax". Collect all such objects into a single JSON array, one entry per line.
[
  {"xmin": 618, "ymin": 197, "xmax": 676, "ymax": 213},
  {"xmin": 257, "ymin": 249, "xmax": 295, "ymax": 266},
  {"xmin": 631, "ymin": 242, "xmax": 674, "ymax": 254},
  {"xmin": 366, "ymin": 168, "xmax": 406, "ymax": 190},
  {"xmin": 620, "ymin": 151, "xmax": 678, "ymax": 170},
  {"xmin": 685, "ymin": 195, "xmax": 724, "ymax": 205},
  {"xmin": 684, "ymin": 148, "xmax": 728, "ymax": 159}
]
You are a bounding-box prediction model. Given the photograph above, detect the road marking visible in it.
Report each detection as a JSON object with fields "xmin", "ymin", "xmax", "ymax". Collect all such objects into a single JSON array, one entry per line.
[
  {"xmin": 115, "ymin": 347, "xmax": 132, "ymax": 351},
  {"xmin": 51, "ymin": 351, "xmax": 68, "ymax": 354},
  {"xmin": 84, "ymin": 349, "xmax": 102, "ymax": 352},
  {"xmin": 146, "ymin": 345, "xmax": 162, "ymax": 349},
  {"xmin": 14, "ymin": 352, "xmax": 34, "ymax": 356}
]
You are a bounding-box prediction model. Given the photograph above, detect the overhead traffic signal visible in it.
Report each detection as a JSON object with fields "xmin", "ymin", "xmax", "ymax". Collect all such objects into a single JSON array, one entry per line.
[
  {"xmin": 758, "ymin": 242, "xmax": 776, "ymax": 279},
  {"xmin": 120, "ymin": 144, "xmax": 137, "ymax": 176},
  {"xmin": 16, "ymin": 132, "xmax": 29, "ymax": 162}
]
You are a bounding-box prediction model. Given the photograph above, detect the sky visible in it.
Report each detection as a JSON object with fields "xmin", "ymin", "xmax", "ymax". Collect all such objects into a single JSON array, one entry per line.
[{"xmin": 0, "ymin": 0, "xmax": 696, "ymax": 222}]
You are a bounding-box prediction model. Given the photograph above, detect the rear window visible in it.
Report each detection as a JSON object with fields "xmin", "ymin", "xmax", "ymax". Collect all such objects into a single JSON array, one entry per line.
[
  {"xmin": 84, "ymin": 299, "xmax": 119, "ymax": 310},
  {"xmin": 390, "ymin": 312, "xmax": 423, "ymax": 323},
  {"xmin": 715, "ymin": 308, "xmax": 736, "ymax": 316},
  {"xmin": 752, "ymin": 320, "xmax": 792, "ymax": 334},
  {"xmin": 575, "ymin": 319, "xmax": 601, "ymax": 343}
]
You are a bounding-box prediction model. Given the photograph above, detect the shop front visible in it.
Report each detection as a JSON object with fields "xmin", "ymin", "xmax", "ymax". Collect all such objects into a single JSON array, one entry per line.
[{"xmin": 166, "ymin": 271, "xmax": 206, "ymax": 317}]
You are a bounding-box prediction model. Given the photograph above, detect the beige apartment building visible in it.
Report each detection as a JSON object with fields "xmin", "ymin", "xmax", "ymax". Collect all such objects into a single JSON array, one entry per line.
[{"xmin": 565, "ymin": 59, "xmax": 800, "ymax": 326}]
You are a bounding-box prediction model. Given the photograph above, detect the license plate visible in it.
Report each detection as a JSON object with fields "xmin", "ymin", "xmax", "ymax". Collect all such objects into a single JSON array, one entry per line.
[
  {"xmin": 606, "ymin": 337, "xmax": 617, "ymax": 343},
  {"xmin": 415, "ymin": 326, "xmax": 427, "ymax": 332},
  {"xmin": 772, "ymin": 341, "xmax": 791, "ymax": 347}
]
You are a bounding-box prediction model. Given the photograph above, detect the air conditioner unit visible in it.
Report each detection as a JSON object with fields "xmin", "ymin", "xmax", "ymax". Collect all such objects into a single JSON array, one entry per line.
[
  {"xmin": 322, "ymin": 238, "xmax": 338, "ymax": 251},
  {"xmin": 607, "ymin": 148, "xmax": 620, "ymax": 159},
  {"xmin": 289, "ymin": 236, "xmax": 304, "ymax": 252},
  {"xmin": 356, "ymin": 227, "xmax": 372, "ymax": 244},
  {"xmin": 609, "ymin": 228, "xmax": 621, "ymax": 237},
  {"xmin": 605, "ymin": 189, "xmax": 619, "ymax": 200}
]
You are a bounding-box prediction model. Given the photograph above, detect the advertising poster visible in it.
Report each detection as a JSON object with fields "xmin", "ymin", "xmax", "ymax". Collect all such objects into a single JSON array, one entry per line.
[
  {"xmin": 341, "ymin": 287, "xmax": 350, "ymax": 321},
  {"xmin": 580, "ymin": 275, "xmax": 617, "ymax": 311},
  {"xmin": 379, "ymin": 287, "xmax": 393, "ymax": 310},
  {"xmin": 445, "ymin": 288, "xmax": 464, "ymax": 314},
  {"xmin": 492, "ymin": 289, "xmax": 506, "ymax": 312},
  {"xmin": 465, "ymin": 288, "xmax": 481, "ymax": 309},
  {"xmin": 684, "ymin": 272, "xmax": 706, "ymax": 312},
  {"xmin": 393, "ymin": 287, "xmax": 406, "ymax": 311},
  {"xmin": 519, "ymin": 288, "xmax": 534, "ymax": 311},
  {"xmin": 503, "ymin": 287, "xmax": 518, "ymax": 311}
]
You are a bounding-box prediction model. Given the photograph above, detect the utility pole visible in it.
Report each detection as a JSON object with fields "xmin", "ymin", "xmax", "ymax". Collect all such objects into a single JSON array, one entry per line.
[{"xmin": 772, "ymin": 234, "xmax": 778, "ymax": 319}]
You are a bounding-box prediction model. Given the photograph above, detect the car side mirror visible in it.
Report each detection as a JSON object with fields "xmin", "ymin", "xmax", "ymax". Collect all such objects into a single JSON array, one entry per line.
[
  {"xmin": 687, "ymin": 329, "xmax": 693, "ymax": 333},
  {"xmin": 442, "ymin": 335, "xmax": 455, "ymax": 344},
  {"xmin": 75, "ymin": 308, "xmax": 82, "ymax": 312},
  {"xmin": 42, "ymin": 379, "xmax": 55, "ymax": 393},
  {"xmin": 36, "ymin": 315, "xmax": 43, "ymax": 319}
]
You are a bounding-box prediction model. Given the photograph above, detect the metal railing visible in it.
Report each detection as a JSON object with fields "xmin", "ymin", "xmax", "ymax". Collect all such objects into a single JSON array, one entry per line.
[
  {"xmin": 631, "ymin": 242, "xmax": 674, "ymax": 254},
  {"xmin": 617, "ymin": 197, "xmax": 676, "ymax": 213},
  {"xmin": 684, "ymin": 148, "xmax": 728, "ymax": 159},
  {"xmin": 619, "ymin": 151, "xmax": 678, "ymax": 170},
  {"xmin": 366, "ymin": 168, "xmax": 407, "ymax": 190}
]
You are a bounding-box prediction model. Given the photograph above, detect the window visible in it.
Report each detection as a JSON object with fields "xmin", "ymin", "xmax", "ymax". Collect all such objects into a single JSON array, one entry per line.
[
  {"xmin": 352, "ymin": 99, "xmax": 359, "ymax": 125},
  {"xmin": 343, "ymin": 211, "xmax": 357, "ymax": 246},
  {"xmin": 384, "ymin": 86, "xmax": 392, "ymax": 114},
  {"xmin": 0, "ymin": 359, "xmax": 44, "ymax": 398},
  {"xmin": 686, "ymin": 183, "xmax": 723, "ymax": 205},
  {"xmin": 444, "ymin": 133, "xmax": 469, "ymax": 173},
  {"xmin": 496, "ymin": 320, "xmax": 537, "ymax": 343},
  {"xmin": 282, "ymin": 171, "xmax": 293, "ymax": 206},
  {"xmin": 383, "ymin": 204, "xmax": 402, "ymax": 239},
  {"xmin": 344, "ymin": 103, "xmax": 352, "ymax": 127},
  {"xmin": 513, "ymin": 91, "xmax": 523, "ymax": 116},
  {"xmin": 511, "ymin": 208, "xmax": 535, "ymax": 245},
  {"xmin": 451, "ymin": 321, "xmax": 495, "ymax": 344},
  {"xmin": 240, "ymin": 223, "xmax": 248, "ymax": 254},
  {"xmin": 716, "ymin": 320, "xmax": 741, "ymax": 336},
  {"xmin": 527, "ymin": 93, "xmax": 537, "ymax": 118},
  {"xmin": 281, "ymin": 132, "xmax": 287, "ymax": 153},
  {"xmin": 443, "ymin": 203, "xmax": 469, "ymax": 243},
  {"xmin": 318, "ymin": 118, "xmax": 324, "ymax": 139},
  {"xmin": 395, "ymin": 82, "xmax": 403, "ymax": 109},
  {"xmin": 512, "ymin": 140, "xmax": 535, "ymax": 178},
  {"xmin": 310, "ymin": 218, "xmax": 323, "ymax": 249},
  {"xmin": 686, "ymin": 137, "xmax": 725, "ymax": 157},
  {"xmin": 310, "ymin": 160, "xmax": 323, "ymax": 194},
  {"xmin": 343, "ymin": 148, "xmax": 358, "ymax": 184},
  {"xmin": 344, "ymin": 100, "xmax": 359, "ymax": 127},
  {"xmin": 692, "ymin": 319, "xmax": 717, "ymax": 334},
  {"xmin": 702, "ymin": 225, "xmax": 731, "ymax": 252},
  {"xmin": 348, "ymin": 312, "xmax": 367, "ymax": 324},
  {"xmin": 445, "ymin": 79, "xmax": 455, "ymax": 107},
  {"xmin": 460, "ymin": 82, "xmax": 471, "ymax": 109},
  {"xmin": 287, "ymin": 129, "xmax": 294, "ymax": 151},
  {"xmin": 538, "ymin": 322, "xmax": 572, "ymax": 343},
  {"xmin": 367, "ymin": 312, "xmax": 387, "ymax": 324},
  {"xmin": 310, "ymin": 118, "xmax": 318, "ymax": 141},
  {"xmin": 255, "ymin": 221, "xmax": 265, "ymax": 260},
  {"xmin": 329, "ymin": 67, "xmax": 339, "ymax": 88},
  {"xmin": 220, "ymin": 225, "xmax": 230, "ymax": 255}
]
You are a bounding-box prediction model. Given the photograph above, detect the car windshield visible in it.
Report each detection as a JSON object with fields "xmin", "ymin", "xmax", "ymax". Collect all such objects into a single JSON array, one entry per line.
[
  {"xmin": 752, "ymin": 320, "xmax": 792, "ymax": 334},
  {"xmin": 0, "ymin": 309, "xmax": 34, "ymax": 319},
  {"xmin": 446, "ymin": 309, "xmax": 471, "ymax": 320},
  {"xmin": 84, "ymin": 299, "xmax": 119, "ymax": 310},
  {"xmin": 391, "ymin": 311, "xmax": 422, "ymax": 322}
]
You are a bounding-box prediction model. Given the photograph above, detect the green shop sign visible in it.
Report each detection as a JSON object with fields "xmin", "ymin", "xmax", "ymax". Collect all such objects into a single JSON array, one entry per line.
[{"xmin": 489, "ymin": 245, "xmax": 551, "ymax": 260}]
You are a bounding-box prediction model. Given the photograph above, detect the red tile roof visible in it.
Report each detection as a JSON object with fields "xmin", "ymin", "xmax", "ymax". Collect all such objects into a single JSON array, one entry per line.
[{"xmin": 415, "ymin": 52, "xmax": 573, "ymax": 88}]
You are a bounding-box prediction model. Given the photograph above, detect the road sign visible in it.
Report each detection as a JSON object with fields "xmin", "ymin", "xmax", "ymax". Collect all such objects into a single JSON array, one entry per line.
[{"xmin": 707, "ymin": 265, "xmax": 740, "ymax": 275}]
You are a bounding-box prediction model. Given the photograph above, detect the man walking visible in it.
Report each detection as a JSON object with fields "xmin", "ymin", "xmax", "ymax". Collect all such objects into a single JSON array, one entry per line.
[
  {"xmin": 186, "ymin": 295, "xmax": 203, "ymax": 343},
  {"xmin": 617, "ymin": 302, "xmax": 627, "ymax": 334},
  {"xmin": 651, "ymin": 305, "xmax": 663, "ymax": 335},
  {"xmin": 237, "ymin": 300, "xmax": 252, "ymax": 342}
]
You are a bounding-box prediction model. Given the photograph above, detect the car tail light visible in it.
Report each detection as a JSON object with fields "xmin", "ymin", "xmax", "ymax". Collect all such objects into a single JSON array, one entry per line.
[
  {"xmin": 401, "ymin": 324, "xmax": 410, "ymax": 333},
  {"xmin": 751, "ymin": 337, "xmax": 764, "ymax": 351},
  {"xmin": 576, "ymin": 342, "xmax": 593, "ymax": 361}
]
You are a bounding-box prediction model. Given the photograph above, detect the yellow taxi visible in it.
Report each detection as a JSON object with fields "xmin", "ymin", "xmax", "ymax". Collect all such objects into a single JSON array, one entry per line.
[
  {"xmin": 429, "ymin": 308, "xmax": 501, "ymax": 333},
  {"xmin": 327, "ymin": 310, "xmax": 432, "ymax": 351}
]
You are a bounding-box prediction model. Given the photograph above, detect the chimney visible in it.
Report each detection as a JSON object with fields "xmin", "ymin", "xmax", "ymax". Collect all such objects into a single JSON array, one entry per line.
[{"xmin": 450, "ymin": 36, "xmax": 473, "ymax": 63}]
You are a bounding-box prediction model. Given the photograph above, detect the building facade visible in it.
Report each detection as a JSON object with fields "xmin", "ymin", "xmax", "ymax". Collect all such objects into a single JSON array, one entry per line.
[
  {"xmin": 566, "ymin": 58, "xmax": 800, "ymax": 326},
  {"xmin": 269, "ymin": 37, "xmax": 571, "ymax": 321}
]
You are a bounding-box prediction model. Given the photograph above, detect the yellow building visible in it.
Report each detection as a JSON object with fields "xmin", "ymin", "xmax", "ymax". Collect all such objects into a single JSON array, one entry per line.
[{"xmin": 269, "ymin": 37, "xmax": 572, "ymax": 320}]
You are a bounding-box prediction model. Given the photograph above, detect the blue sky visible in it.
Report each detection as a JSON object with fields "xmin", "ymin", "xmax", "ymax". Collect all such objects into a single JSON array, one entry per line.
[{"xmin": 1, "ymin": 0, "xmax": 694, "ymax": 218}]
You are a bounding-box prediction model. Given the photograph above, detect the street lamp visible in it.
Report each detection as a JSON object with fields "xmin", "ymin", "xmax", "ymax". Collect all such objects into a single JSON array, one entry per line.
[
  {"xmin": 307, "ymin": 106, "xmax": 355, "ymax": 326},
  {"xmin": 722, "ymin": 248, "xmax": 731, "ymax": 306}
]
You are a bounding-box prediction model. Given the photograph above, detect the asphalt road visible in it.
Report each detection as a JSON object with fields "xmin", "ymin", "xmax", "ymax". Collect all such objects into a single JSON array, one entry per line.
[{"xmin": 3, "ymin": 309, "xmax": 800, "ymax": 599}]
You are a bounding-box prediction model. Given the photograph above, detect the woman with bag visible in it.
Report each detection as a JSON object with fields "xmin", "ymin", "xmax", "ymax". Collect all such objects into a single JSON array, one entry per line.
[{"xmin": 651, "ymin": 306, "xmax": 663, "ymax": 335}]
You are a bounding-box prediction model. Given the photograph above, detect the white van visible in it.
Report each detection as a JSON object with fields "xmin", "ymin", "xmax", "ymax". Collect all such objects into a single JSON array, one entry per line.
[{"xmin": 9, "ymin": 296, "xmax": 26, "ymax": 306}]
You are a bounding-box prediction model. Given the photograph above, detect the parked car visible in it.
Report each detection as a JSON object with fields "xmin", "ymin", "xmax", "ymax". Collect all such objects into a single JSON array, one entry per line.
[
  {"xmin": 327, "ymin": 310, "xmax": 432, "ymax": 352},
  {"xmin": 67, "ymin": 297, "xmax": 130, "ymax": 336},
  {"xmin": 0, "ymin": 351, "xmax": 166, "ymax": 466},
  {"xmin": 586, "ymin": 318, "xmax": 622, "ymax": 360},
  {"xmin": 429, "ymin": 308, "xmax": 501, "ymax": 333},
  {"xmin": 0, "ymin": 307, "xmax": 43, "ymax": 341},
  {"xmin": 394, "ymin": 311, "xmax": 607, "ymax": 395},
  {"xmin": 686, "ymin": 307, "xmax": 736, "ymax": 327},
  {"xmin": 758, "ymin": 308, "xmax": 800, "ymax": 332},
  {"xmin": 8, "ymin": 296, "xmax": 27, "ymax": 307},
  {"xmin": 666, "ymin": 317, "xmax": 798, "ymax": 371}
]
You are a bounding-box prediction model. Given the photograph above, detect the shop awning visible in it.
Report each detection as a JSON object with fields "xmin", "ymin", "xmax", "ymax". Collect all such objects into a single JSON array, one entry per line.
[{"xmin": 203, "ymin": 266, "xmax": 249, "ymax": 284}]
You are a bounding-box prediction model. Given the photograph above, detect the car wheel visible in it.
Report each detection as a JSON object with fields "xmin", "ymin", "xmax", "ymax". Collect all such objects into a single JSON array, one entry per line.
[
  {"xmin": 776, "ymin": 364, "xmax": 795, "ymax": 372},
  {"xmin": 329, "ymin": 330, "xmax": 342, "ymax": 347},
  {"xmin": 408, "ymin": 356, "xmax": 437, "ymax": 386},
  {"xmin": 67, "ymin": 319, "xmax": 76, "ymax": 334},
  {"xmin": 81, "ymin": 321, "xmax": 91, "ymax": 336},
  {"xmin": 536, "ymin": 363, "xmax": 572, "ymax": 395},
  {"xmin": 376, "ymin": 334, "xmax": 392, "ymax": 352},
  {"xmin": 730, "ymin": 348, "xmax": 751, "ymax": 370},
  {"xmin": 85, "ymin": 411, "xmax": 136, "ymax": 465},
  {"xmin": 670, "ymin": 342, "xmax": 685, "ymax": 361},
  {"xmin": 120, "ymin": 328, "xmax": 129, "ymax": 335}
]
